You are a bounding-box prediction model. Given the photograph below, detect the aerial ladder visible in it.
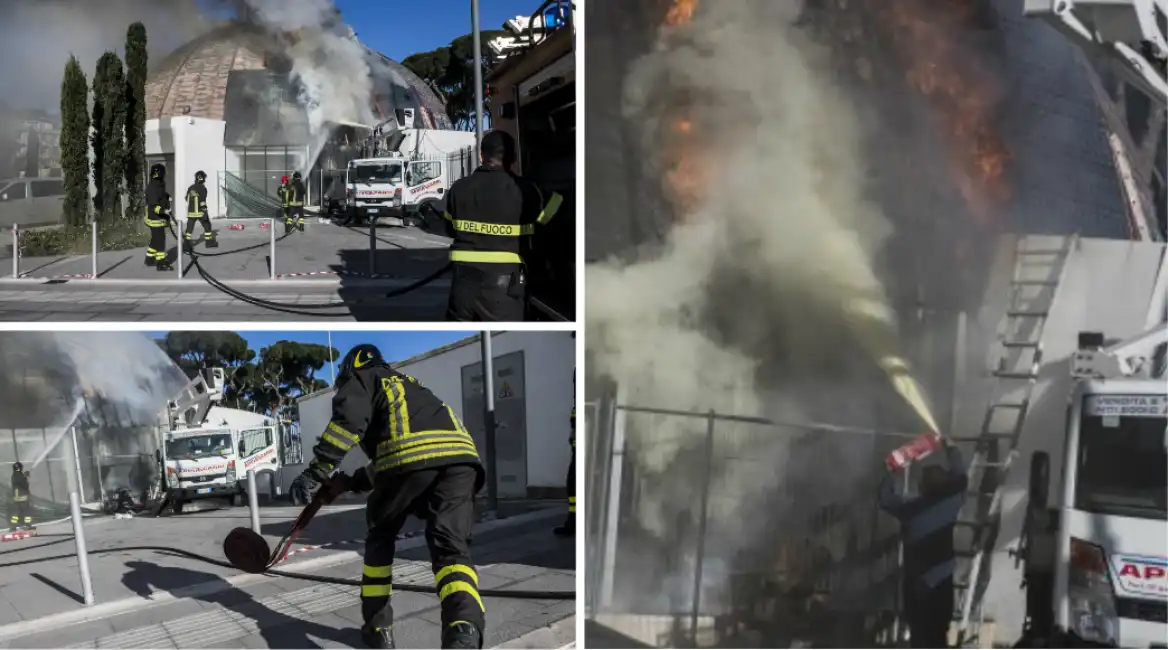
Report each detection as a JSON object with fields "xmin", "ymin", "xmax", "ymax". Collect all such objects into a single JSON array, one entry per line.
[{"xmin": 950, "ymin": 1, "xmax": 1167, "ymax": 646}]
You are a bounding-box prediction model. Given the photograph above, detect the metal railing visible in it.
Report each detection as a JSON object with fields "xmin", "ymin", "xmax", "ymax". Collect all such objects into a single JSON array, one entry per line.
[{"xmin": 586, "ymin": 393, "xmax": 919, "ymax": 648}]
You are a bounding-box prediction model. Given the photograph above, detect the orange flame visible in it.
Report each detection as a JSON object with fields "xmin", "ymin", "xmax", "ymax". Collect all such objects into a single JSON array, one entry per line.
[
  {"xmin": 661, "ymin": 0, "xmax": 705, "ymax": 213},
  {"xmin": 866, "ymin": 0, "xmax": 1011, "ymax": 229}
]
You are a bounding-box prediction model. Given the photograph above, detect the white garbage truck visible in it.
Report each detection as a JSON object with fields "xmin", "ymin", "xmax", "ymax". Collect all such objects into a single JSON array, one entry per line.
[{"xmin": 154, "ymin": 368, "xmax": 301, "ymax": 514}]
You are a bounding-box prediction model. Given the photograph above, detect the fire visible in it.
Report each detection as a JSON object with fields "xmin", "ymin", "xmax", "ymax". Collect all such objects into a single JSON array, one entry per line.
[
  {"xmin": 866, "ymin": 0, "xmax": 1012, "ymax": 228},
  {"xmin": 661, "ymin": 0, "xmax": 704, "ymax": 213}
]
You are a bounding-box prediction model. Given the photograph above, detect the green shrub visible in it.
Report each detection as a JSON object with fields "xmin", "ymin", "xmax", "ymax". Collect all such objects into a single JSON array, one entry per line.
[{"xmin": 20, "ymin": 220, "xmax": 149, "ymax": 258}]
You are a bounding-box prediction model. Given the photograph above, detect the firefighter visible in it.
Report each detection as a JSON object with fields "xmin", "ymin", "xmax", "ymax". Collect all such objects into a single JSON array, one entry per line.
[
  {"xmin": 183, "ymin": 170, "xmax": 219, "ymax": 248},
  {"xmin": 278, "ymin": 175, "xmax": 292, "ymax": 234},
  {"xmin": 442, "ymin": 130, "xmax": 564, "ymax": 321},
  {"xmin": 9, "ymin": 462, "xmax": 31, "ymax": 531},
  {"xmin": 144, "ymin": 163, "xmax": 173, "ymax": 270},
  {"xmin": 554, "ymin": 365, "xmax": 575, "ymax": 537},
  {"xmin": 288, "ymin": 171, "xmax": 307, "ymax": 232},
  {"xmin": 289, "ymin": 344, "xmax": 485, "ymax": 650},
  {"xmin": 878, "ymin": 440, "xmax": 967, "ymax": 649}
]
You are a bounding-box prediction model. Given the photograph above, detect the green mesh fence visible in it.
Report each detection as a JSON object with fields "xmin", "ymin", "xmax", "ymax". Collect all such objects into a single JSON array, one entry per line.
[{"xmin": 222, "ymin": 171, "xmax": 285, "ymax": 219}]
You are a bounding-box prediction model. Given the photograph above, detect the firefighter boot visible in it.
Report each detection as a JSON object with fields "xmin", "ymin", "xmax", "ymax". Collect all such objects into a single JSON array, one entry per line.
[
  {"xmin": 553, "ymin": 517, "xmax": 575, "ymax": 537},
  {"xmin": 205, "ymin": 232, "xmax": 219, "ymax": 248},
  {"xmin": 360, "ymin": 625, "xmax": 395, "ymax": 649},
  {"xmin": 156, "ymin": 254, "xmax": 174, "ymax": 272},
  {"xmin": 441, "ymin": 622, "xmax": 482, "ymax": 649},
  {"xmin": 297, "ymin": 220, "xmax": 305, "ymax": 232},
  {"xmin": 284, "ymin": 220, "xmax": 293, "ymax": 235},
  {"xmin": 144, "ymin": 254, "xmax": 157, "ymax": 267}
]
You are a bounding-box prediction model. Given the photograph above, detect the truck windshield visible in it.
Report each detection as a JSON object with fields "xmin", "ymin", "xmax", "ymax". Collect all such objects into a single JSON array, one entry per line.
[
  {"xmin": 1075, "ymin": 402, "xmax": 1167, "ymax": 521},
  {"xmin": 351, "ymin": 163, "xmax": 401, "ymax": 184},
  {"xmin": 167, "ymin": 434, "xmax": 233, "ymax": 461}
]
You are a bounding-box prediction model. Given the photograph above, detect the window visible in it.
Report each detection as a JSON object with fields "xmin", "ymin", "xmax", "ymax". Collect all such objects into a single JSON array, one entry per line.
[
  {"xmin": 407, "ymin": 161, "xmax": 441, "ymax": 186},
  {"xmin": 29, "ymin": 180, "xmax": 64, "ymax": 198},
  {"xmin": 1075, "ymin": 400, "xmax": 1166, "ymax": 520},
  {"xmin": 240, "ymin": 427, "xmax": 271, "ymax": 457},
  {"xmin": 0, "ymin": 183, "xmax": 26, "ymax": 202},
  {"xmin": 351, "ymin": 162, "xmax": 402, "ymax": 184}
]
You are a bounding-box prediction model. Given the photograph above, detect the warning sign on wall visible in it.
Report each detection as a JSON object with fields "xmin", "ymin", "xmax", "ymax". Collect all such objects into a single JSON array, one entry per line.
[{"xmin": 499, "ymin": 381, "xmax": 514, "ymax": 399}]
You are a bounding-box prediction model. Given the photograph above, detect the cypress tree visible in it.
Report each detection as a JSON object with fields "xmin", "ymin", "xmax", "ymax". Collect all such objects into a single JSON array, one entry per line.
[
  {"xmin": 59, "ymin": 56, "xmax": 90, "ymax": 227},
  {"xmin": 124, "ymin": 22, "xmax": 148, "ymax": 222},
  {"xmin": 91, "ymin": 54, "xmax": 110, "ymax": 216},
  {"xmin": 100, "ymin": 53, "xmax": 127, "ymax": 223}
]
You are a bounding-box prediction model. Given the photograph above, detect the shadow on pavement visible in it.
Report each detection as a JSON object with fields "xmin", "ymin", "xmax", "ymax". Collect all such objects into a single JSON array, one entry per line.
[
  {"xmin": 30, "ymin": 572, "xmax": 84, "ymax": 604},
  {"xmin": 335, "ymin": 248, "xmax": 449, "ymax": 321},
  {"xmin": 121, "ymin": 560, "xmax": 359, "ymax": 649},
  {"xmin": 585, "ymin": 619, "xmax": 654, "ymax": 649}
]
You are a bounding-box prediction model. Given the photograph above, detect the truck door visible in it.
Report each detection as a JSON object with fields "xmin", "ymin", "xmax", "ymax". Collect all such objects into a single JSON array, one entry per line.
[
  {"xmin": 405, "ymin": 160, "xmax": 444, "ymax": 206},
  {"xmin": 239, "ymin": 426, "xmax": 279, "ymax": 474}
]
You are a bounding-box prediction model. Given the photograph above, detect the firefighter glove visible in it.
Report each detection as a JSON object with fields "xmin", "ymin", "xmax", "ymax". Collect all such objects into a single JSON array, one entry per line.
[
  {"xmin": 290, "ymin": 464, "xmax": 327, "ymax": 505},
  {"xmin": 348, "ymin": 466, "xmax": 373, "ymax": 494}
]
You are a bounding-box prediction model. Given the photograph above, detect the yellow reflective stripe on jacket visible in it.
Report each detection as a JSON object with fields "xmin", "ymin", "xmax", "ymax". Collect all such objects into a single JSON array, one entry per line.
[
  {"xmin": 453, "ymin": 220, "xmax": 534, "ymax": 237},
  {"xmin": 327, "ymin": 422, "xmax": 360, "ymax": 445},
  {"xmin": 144, "ymin": 217, "xmax": 168, "ymax": 228},
  {"xmin": 321, "ymin": 431, "xmax": 353, "ymax": 452},
  {"xmin": 375, "ymin": 446, "xmax": 479, "ymax": 473},
  {"xmin": 537, "ymin": 192, "xmax": 564, "ymax": 224},
  {"xmin": 442, "ymin": 211, "xmax": 454, "ymax": 222},
  {"xmin": 449, "ymin": 250, "xmax": 523, "ymax": 264}
]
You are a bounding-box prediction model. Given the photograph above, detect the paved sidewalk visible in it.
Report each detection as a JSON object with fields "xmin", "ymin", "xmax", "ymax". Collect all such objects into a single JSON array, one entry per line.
[
  {"xmin": 0, "ymin": 506, "xmax": 573, "ymax": 649},
  {"xmin": 0, "ymin": 277, "xmax": 450, "ymax": 321}
]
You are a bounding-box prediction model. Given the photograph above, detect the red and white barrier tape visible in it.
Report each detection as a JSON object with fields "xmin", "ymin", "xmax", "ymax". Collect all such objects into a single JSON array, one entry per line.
[
  {"xmin": 19, "ymin": 273, "xmax": 94, "ymax": 280},
  {"xmin": 275, "ymin": 270, "xmax": 399, "ymax": 280}
]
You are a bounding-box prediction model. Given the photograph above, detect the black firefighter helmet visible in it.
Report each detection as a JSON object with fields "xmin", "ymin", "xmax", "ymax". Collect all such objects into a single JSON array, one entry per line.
[
  {"xmin": 150, "ymin": 163, "xmax": 166, "ymax": 180},
  {"xmin": 292, "ymin": 171, "xmax": 302, "ymax": 182},
  {"xmin": 12, "ymin": 462, "xmax": 22, "ymax": 473},
  {"xmin": 195, "ymin": 170, "xmax": 207, "ymax": 184},
  {"xmin": 336, "ymin": 343, "xmax": 385, "ymax": 386}
]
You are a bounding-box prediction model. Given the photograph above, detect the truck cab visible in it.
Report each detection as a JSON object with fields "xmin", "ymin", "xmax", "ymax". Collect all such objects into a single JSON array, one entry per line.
[
  {"xmin": 1023, "ymin": 334, "xmax": 1167, "ymax": 647},
  {"xmin": 345, "ymin": 157, "xmax": 405, "ymax": 226}
]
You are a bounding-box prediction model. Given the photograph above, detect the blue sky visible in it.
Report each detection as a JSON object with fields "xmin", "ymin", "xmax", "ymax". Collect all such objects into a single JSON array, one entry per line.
[
  {"xmin": 335, "ymin": 0, "xmax": 536, "ymax": 61},
  {"xmin": 149, "ymin": 330, "xmax": 476, "ymax": 381}
]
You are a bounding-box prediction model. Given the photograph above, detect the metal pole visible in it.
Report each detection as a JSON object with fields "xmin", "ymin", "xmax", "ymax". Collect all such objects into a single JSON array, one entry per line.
[
  {"xmin": 70, "ymin": 426, "xmax": 86, "ymax": 501},
  {"xmin": 599, "ymin": 385, "xmax": 628, "ymax": 609},
  {"xmin": 269, "ymin": 218, "xmax": 276, "ymax": 280},
  {"xmin": 690, "ymin": 410, "xmax": 716, "ymax": 646},
  {"xmin": 11, "ymin": 224, "xmax": 17, "ymax": 278},
  {"xmin": 247, "ymin": 469, "xmax": 260, "ymax": 534},
  {"xmin": 480, "ymin": 332, "xmax": 498, "ymax": 515},
  {"xmin": 69, "ymin": 491, "xmax": 95, "ymax": 606},
  {"xmin": 368, "ymin": 220, "xmax": 377, "ymax": 275},
  {"xmin": 471, "ymin": 0, "xmax": 485, "ymax": 153},
  {"xmin": 176, "ymin": 227, "xmax": 183, "ymax": 280},
  {"xmin": 894, "ymin": 466, "xmax": 911, "ymax": 644},
  {"xmin": 328, "ymin": 331, "xmax": 336, "ymax": 384},
  {"xmin": 951, "ymin": 310, "xmax": 968, "ymax": 434},
  {"xmin": 90, "ymin": 221, "xmax": 97, "ymax": 279}
]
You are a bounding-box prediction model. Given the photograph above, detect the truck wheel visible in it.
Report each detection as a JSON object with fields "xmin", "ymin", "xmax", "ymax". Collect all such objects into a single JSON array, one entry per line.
[{"xmin": 171, "ymin": 499, "xmax": 185, "ymax": 515}]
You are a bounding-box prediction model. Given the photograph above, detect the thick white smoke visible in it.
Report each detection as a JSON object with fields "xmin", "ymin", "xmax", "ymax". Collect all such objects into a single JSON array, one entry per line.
[
  {"xmin": 0, "ymin": 0, "xmax": 212, "ymax": 110},
  {"xmin": 241, "ymin": 0, "xmax": 376, "ymax": 133},
  {"xmin": 587, "ymin": 0, "xmax": 923, "ymax": 610}
]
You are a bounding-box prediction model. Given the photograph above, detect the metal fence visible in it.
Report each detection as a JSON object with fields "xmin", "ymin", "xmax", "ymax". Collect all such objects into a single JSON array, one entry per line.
[
  {"xmin": 586, "ymin": 395, "xmax": 921, "ymax": 648},
  {"xmin": 221, "ymin": 169, "xmax": 299, "ymax": 219}
]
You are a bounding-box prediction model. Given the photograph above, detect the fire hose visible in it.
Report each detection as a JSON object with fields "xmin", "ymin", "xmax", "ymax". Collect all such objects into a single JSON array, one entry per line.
[
  {"xmin": 0, "ymin": 476, "xmax": 574, "ymax": 600},
  {"xmin": 165, "ymin": 221, "xmax": 453, "ymax": 318}
]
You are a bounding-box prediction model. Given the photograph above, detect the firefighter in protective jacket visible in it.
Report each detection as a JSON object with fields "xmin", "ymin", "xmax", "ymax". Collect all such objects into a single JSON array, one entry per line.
[
  {"xmin": 442, "ymin": 130, "xmax": 564, "ymax": 321},
  {"xmin": 289, "ymin": 344, "xmax": 485, "ymax": 650},
  {"xmin": 278, "ymin": 176, "xmax": 291, "ymax": 231},
  {"xmin": 9, "ymin": 462, "xmax": 31, "ymax": 531},
  {"xmin": 183, "ymin": 170, "xmax": 218, "ymax": 248},
  {"xmin": 144, "ymin": 163, "xmax": 173, "ymax": 270},
  {"xmin": 286, "ymin": 171, "xmax": 306, "ymax": 233}
]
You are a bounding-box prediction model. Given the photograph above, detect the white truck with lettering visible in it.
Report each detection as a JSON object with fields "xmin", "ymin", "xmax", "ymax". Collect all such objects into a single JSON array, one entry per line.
[
  {"xmin": 344, "ymin": 108, "xmax": 476, "ymax": 227},
  {"xmin": 1020, "ymin": 325, "xmax": 1168, "ymax": 647},
  {"xmin": 156, "ymin": 368, "xmax": 290, "ymax": 514}
]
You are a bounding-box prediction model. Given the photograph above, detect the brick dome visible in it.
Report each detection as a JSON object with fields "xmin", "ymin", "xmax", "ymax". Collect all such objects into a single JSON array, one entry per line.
[{"xmin": 144, "ymin": 22, "xmax": 451, "ymax": 130}]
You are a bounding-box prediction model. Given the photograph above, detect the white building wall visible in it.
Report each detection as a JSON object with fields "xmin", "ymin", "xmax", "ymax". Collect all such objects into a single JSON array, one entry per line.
[
  {"xmin": 289, "ymin": 332, "xmax": 576, "ymax": 494},
  {"xmin": 396, "ymin": 332, "xmax": 575, "ymax": 489},
  {"xmin": 146, "ymin": 117, "xmax": 227, "ymax": 220}
]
